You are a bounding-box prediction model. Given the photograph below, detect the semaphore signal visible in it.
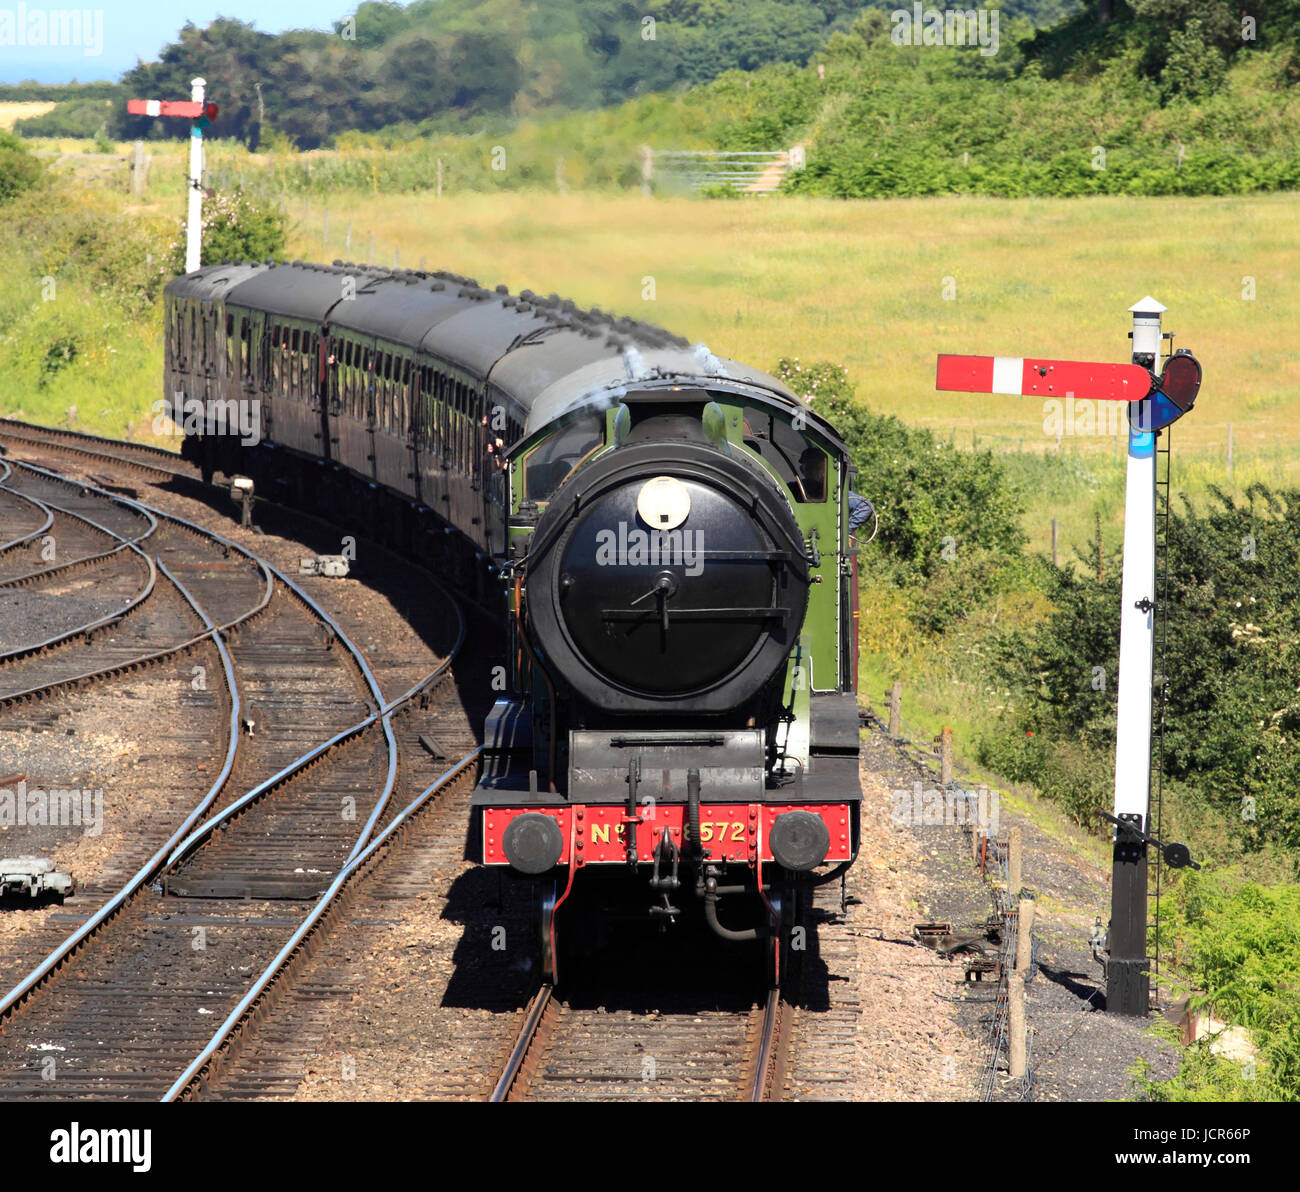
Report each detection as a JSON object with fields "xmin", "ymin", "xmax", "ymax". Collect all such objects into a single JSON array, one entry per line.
[
  {"xmin": 936, "ymin": 296, "xmax": 1203, "ymax": 1017},
  {"xmin": 126, "ymin": 78, "xmax": 217, "ymax": 274}
]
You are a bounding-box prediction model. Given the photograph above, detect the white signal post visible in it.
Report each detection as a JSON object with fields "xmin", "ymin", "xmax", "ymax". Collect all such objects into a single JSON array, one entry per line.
[
  {"xmin": 1113, "ymin": 298, "xmax": 1164, "ymax": 819},
  {"xmin": 1106, "ymin": 296, "xmax": 1166, "ymax": 1017},
  {"xmin": 185, "ymin": 77, "xmax": 207, "ymax": 274}
]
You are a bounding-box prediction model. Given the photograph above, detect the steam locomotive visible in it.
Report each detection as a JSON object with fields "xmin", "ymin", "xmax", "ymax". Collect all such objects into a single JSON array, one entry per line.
[{"xmin": 163, "ymin": 260, "xmax": 862, "ymax": 984}]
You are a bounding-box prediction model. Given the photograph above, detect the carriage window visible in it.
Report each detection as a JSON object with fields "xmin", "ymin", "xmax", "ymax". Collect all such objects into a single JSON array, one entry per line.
[
  {"xmin": 523, "ymin": 412, "xmax": 603, "ymax": 500},
  {"xmin": 304, "ymin": 334, "xmax": 316, "ymax": 399}
]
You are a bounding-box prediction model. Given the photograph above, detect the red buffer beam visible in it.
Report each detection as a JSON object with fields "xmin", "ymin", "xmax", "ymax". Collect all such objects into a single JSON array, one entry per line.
[{"xmin": 936, "ymin": 355, "xmax": 1153, "ymax": 402}]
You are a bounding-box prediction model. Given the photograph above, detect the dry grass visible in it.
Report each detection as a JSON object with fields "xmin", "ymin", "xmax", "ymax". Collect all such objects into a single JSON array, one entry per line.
[
  {"xmin": 283, "ymin": 190, "xmax": 1300, "ymax": 467},
  {"xmin": 0, "ymin": 101, "xmax": 56, "ymax": 129}
]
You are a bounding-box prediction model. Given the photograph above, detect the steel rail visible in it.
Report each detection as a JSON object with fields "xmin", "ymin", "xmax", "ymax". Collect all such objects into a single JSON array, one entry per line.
[
  {"xmin": 0, "ymin": 462, "xmax": 55, "ymax": 553},
  {"xmin": 0, "ymin": 417, "xmax": 187, "ymax": 480},
  {"xmin": 489, "ymin": 983, "xmax": 555, "ymax": 1103},
  {"xmin": 0, "ymin": 436, "xmax": 473, "ymax": 1087},
  {"xmin": 159, "ymin": 553, "xmax": 462, "ymax": 874},
  {"xmin": 0, "ymin": 566, "xmax": 243, "ymax": 1020},
  {"xmin": 0, "ymin": 463, "xmax": 274, "ymax": 703},
  {"xmin": 749, "ymin": 987, "xmax": 784, "ymax": 1102},
  {"xmin": 0, "ymin": 480, "xmax": 159, "ymax": 660},
  {"xmin": 162, "ymin": 747, "xmax": 483, "ymax": 1102}
]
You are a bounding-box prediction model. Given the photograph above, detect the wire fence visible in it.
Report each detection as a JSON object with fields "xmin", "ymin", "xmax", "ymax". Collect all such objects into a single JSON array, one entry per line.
[{"xmin": 863, "ymin": 695, "xmax": 1036, "ymax": 1102}]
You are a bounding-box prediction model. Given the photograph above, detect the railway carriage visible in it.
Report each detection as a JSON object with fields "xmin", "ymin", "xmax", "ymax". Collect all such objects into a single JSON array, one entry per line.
[{"xmin": 164, "ymin": 260, "xmax": 863, "ymax": 984}]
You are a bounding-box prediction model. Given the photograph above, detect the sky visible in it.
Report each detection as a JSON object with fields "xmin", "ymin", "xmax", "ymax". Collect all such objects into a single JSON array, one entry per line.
[{"xmin": 0, "ymin": 1, "xmax": 347, "ymax": 84}]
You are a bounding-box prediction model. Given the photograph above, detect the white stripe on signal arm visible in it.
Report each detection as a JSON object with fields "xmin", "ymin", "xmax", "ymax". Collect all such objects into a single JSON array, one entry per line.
[{"xmin": 991, "ymin": 356, "xmax": 1023, "ymax": 395}]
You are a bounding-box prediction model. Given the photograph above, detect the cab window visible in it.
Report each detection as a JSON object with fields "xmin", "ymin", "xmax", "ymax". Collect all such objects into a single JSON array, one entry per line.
[
  {"xmin": 522, "ymin": 412, "xmax": 603, "ymax": 501},
  {"xmin": 742, "ymin": 406, "xmax": 827, "ymax": 502}
]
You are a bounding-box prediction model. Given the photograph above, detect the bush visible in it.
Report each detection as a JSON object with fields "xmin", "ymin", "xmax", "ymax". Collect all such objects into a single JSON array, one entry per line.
[
  {"xmin": 0, "ymin": 129, "xmax": 43, "ymax": 204},
  {"xmin": 777, "ymin": 357, "xmax": 1027, "ymax": 635},
  {"xmin": 166, "ymin": 188, "xmax": 288, "ymax": 274},
  {"xmin": 992, "ymin": 487, "xmax": 1300, "ymax": 860},
  {"xmin": 975, "ymin": 728, "xmax": 1113, "ymax": 827},
  {"xmin": 0, "ymin": 183, "xmax": 170, "ymax": 315},
  {"xmin": 1139, "ymin": 871, "xmax": 1300, "ymax": 1101}
]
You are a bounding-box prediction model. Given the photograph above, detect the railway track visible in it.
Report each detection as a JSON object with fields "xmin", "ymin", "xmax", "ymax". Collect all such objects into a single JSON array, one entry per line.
[
  {"xmin": 0, "ymin": 430, "xmax": 474, "ymax": 1099},
  {"xmin": 0, "ymin": 417, "xmax": 193, "ymax": 484},
  {"xmin": 489, "ymin": 980, "xmax": 793, "ymax": 1102},
  {"xmin": 0, "ymin": 420, "xmax": 869, "ymax": 1103}
]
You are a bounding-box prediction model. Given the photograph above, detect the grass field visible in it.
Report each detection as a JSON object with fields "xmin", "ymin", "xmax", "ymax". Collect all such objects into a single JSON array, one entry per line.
[
  {"xmin": 0, "ymin": 102, "xmax": 55, "ymax": 129},
  {"xmin": 280, "ymin": 190, "xmax": 1300, "ymax": 454}
]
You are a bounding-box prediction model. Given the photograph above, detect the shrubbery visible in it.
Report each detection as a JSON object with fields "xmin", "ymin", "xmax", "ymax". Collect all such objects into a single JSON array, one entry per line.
[
  {"xmin": 12, "ymin": 98, "xmax": 114, "ymax": 140},
  {"xmin": 1134, "ymin": 871, "xmax": 1300, "ymax": 1101},
  {"xmin": 166, "ymin": 188, "xmax": 288, "ymax": 273},
  {"xmin": 987, "ymin": 488, "xmax": 1300, "ymax": 860},
  {"xmin": 777, "ymin": 358, "xmax": 1027, "ymax": 636},
  {"xmin": 0, "ymin": 130, "xmax": 43, "ymax": 204}
]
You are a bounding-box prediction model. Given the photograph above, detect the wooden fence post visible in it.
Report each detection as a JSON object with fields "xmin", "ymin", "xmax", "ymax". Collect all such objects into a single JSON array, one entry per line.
[
  {"xmin": 1016, "ymin": 898, "xmax": 1035, "ymax": 973},
  {"xmin": 888, "ymin": 682, "xmax": 901, "ymax": 739},
  {"xmin": 1008, "ymin": 826, "xmax": 1022, "ymax": 897},
  {"xmin": 1009, "ymin": 974, "xmax": 1026, "ymax": 1078},
  {"xmin": 131, "ymin": 140, "xmax": 145, "ymax": 198},
  {"xmin": 941, "ymin": 726, "xmax": 953, "ymax": 786}
]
